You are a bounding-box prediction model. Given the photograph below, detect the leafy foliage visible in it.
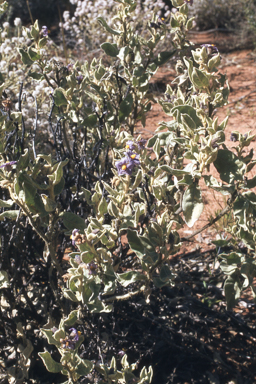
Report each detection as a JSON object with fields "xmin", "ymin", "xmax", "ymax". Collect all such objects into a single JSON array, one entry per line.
[{"xmin": 0, "ymin": 0, "xmax": 255, "ymax": 382}]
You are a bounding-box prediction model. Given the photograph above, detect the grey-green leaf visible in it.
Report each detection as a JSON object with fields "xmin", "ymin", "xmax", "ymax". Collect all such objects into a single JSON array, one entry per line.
[
  {"xmin": 38, "ymin": 352, "xmax": 62, "ymax": 373},
  {"xmin": 182, "ymin": 183, "xmax": 204, "ymax": 227},
  {"xmin": 101, "ymin": 43, "xmax": 119, "ymax": 57},
  {"xmin": 214, "ymin": 149, "xmax": 246, "ymax": 183},
  {"xmin": 61, "ymin": 212, "xmax": 87, "ymax": 231},
  {"xmin": 97, "ymin": 17, "xmax": 121, "ymax": 35},
  {"xmin": 53, "ymin": 89, "xmax": 68, "ymax": 107},
  {"xmin": 0, "ymin": 270, "xmax": 9, "ymax": 288},
  {"xmin": 119, "ymin": 94, "xmax": 133, "ymax": 122}
]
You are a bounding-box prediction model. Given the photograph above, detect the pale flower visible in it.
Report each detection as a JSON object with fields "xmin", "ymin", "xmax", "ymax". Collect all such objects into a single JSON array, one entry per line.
[{"xmin": 14, "ymin": 18, "xmax": 22, "ymax": 27}]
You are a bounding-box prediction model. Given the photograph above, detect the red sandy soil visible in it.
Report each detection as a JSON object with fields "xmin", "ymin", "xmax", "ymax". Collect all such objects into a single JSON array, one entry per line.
[{"xmin": 137, "ymin": 46, "xmax": 256, "ymax": 255}]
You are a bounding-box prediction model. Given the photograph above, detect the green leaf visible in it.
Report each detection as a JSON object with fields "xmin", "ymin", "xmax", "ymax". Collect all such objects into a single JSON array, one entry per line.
[
  {"xmin": 0, "ymin": 270, "xmax": 9, "ymax": 288},
  {"xmin": 233, "ymin": 195, "xmax": 248, "ymax": 230},
  {"xmin": 182, "ymin": 183, "xmax": 204, "ymax": 227},
  {"xmin": 0, "ymin": 199, "xmax": 13, "ymax": 208},
  {"xmin": 52, "ymin": 159, "xmax": 69, "ymax": 186},
  {"xmin": 53, "ymin": 88, "xmax": 68, "ymax": 107},
  {"xmin": 30, "ymin": 20, "xmax": 39, "ymax": 40},
  {"xmin": 224, "ymin": 275, "xmax": 241, "ymax": 310},
  {"xmin": 63, "ymin": 288, "xmax": 79, "ymax": 302},
  {"xmin": 208, "ymin": 54, "xmax": 220, "ymax": 71},
  {"xmin": 154, "ymin": 50, "xmax": 177, "ymax": 66},
  {"xmin": 41, "ymin": 329, "xmax": 61, "ymax": 347},
  {"xmin": 54, "ymin": 177, "xmax": 65, "ymax": 196},
  {"xmin": 76, "ymin": 358, "xmax": 93, "ymax": 376},
  {"xmin": 18, "ymin": 48, "xmax": 33, "ymax": 66},
  {"xmin": 28, "ymin": 47, "xmax": 41, "ymax": 61},
  {"xmin": 181, "ymin": 114, "xmax": 196, "ymax": 130},
  {"xmin": 38, "ymin": 352, "xmax": 62, "ymax": 373},
  {"xmin": 0, "ymin": 210, "xmax": 19, "ymax": 221},
  {"xmin": 127, "ymin": 229, "xmax": 145, "ymax": 259},
  {"xmin": 41, "ymin": 195, "xmax": 57, "ymax": 212},
  {"xmin": 108, "ymin": 200, "xmax": 120, "ymax": 218},
  {"xmin": 147, "ymin": 132, "xmax": 171, "ymax": 148},
  {"xmin": 61, "ymin": 212, "xmax": 87, "ymax": 231},
  {"xmin": 39, "ymin": 37, "xmax": 48, "ymax": 48},
  {"xmin": 191, "ymin": 67, "xmax": 209, "ymax": 88},
  {"xmin": 101, "ymin": 42, "xmax": 119, "ymax": 57},
  {"xmin": 98, "ymin": 197, "xmax": 108, "ymax": 215},
  {"xmin": 214, "ymin": 149, "xmax": 246, "ymax": 183},
  {"xmin": 63, "ymin": 310, "xmax": 78, "ymax": 327},
  {"xmin": 97, "ymin": 17, "xmax": 121, "ymax": 35},
  {"xmin": 28, "ymin": 71, "xmax": 44, "ymax": 81},
  {"xmin": 212, "ymin": 239, "xmax": 230, "ymax": 247},
  {"xmin": 83, "ymin": 114, "xmax": 97, "ymax": 128},
  {"xmin": 246, "ymin": 175, "xmax": 256, "ymax": 189},
  {"xmin": 155, "ymin": 165, "xmax": 190, "ymax": 177},
  {"xmin": 133, "ymin": 169, "xmax": 142, "ymax": 189},
  {"xmin": 153, "ymin": 138, "xmax": 160, "ymax": 160},
  {"xmin": 23, "ymin": 180, "xmax": 37, "ymax": 207},
  {"xmin": 119, "ymin": 93, "xmax": 133, "ymax": 122},
  {"xmin": 172, "ymin": 105, "xmax": 202, "ymax": 128},
  {"xmin": 16, "ymin": 148, "xmax": 29, "ymax": 171},
  {"xmin": 117, "ymin": 271, "xmax": 147, "ymax": 287},
  {"xmin": 102, "ymin": 182, "xmax": 118, "ymax": 197}
]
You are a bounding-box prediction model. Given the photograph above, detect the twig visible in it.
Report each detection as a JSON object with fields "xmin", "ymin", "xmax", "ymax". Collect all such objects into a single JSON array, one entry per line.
[
  {"xmin": 228, "ymin": 88, "xmax": 256, "ymax": 106},
  {"xmin": 32, "ymin": 97, "xmax": 38, "ymax": 159},
  {"xmin": 103, "ymin": 286, "xmax": 145, "ymax": 302},
  {"xmin": 25, "ymin": 0, "xmax": 34, "ymax": 24},
  {"xmin": 57, "ymin": 0, "xmax": 68, "ymax": 64},
  {"xmin": 18, "ymin": 82, "xmax": 25, "ymax": 154}
]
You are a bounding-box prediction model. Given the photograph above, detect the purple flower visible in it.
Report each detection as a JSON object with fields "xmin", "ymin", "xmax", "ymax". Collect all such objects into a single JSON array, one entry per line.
[
  {"xmin": 87, "ymin": 261, "xmax": 97, "ymax": 275},
  {"xmin": 126, "ymin": 151, "xmax": 140, "ymax": 166},
  {"xmin": 75, "ymin": 254, "xmax": 82, "ymax": 264},
  {"xmin": 41, "ymin": 26, "xmax": 49, "ymax": 37},
  {"xmin": 76, "ymin": 75, "xmax": 83, "ymax": 84},
  {"xmin": 230, "ymin": 132, "xmax": 238, "ymax": 142},
  {"xmin": 137, "ymin": 138, "xmax": 147, "ymax": 150},
  {"xmin": 125, "ymin": 140, "xmax": 136, "ymax": 151},
  {"xmin": 0, "ymin": 161, "xmax": 17, "ymax": 172},
  {"xmin": 60, "ymin": 328, "xmax": 81, "ymax": 350},
  {"xmin": 201, "ymin": 44, "xmax": 218, "ymax": 54},
  {"xmin": 115, "ymin": 157, "xmax": 134, "ymax": 176},
  {"xmin": 71, "ymin": 228, "xmax": 79, "ymax": 246},
  {"xmin": 185, "ymin": 0, "xmax": 193, "ymax": 5},
  {"xmin": 69, "ymin": 328, "xmax": 80, "ymax": 342}
]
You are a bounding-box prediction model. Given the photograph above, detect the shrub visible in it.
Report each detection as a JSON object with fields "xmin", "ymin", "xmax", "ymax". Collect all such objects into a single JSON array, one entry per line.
[{"xmin": 0, "ymin": 0, "xmax": 256, "ymax": 383}]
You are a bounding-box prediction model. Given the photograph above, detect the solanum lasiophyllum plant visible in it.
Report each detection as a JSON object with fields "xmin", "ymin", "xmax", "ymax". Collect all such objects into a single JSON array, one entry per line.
[{"xmin": 1, "ymin": 0, "xmax": 256, "ymax": 382}]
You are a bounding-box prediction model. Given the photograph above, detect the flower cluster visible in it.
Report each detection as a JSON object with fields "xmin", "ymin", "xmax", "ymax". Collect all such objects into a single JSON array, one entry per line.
[
  {"xmin": 230, "ymin": 132, "xmax": 238, "ymax": 142},
  {"xmin": 201, "ymin": 43, "xmax": 219, "ymax": 55},
  {"xmin": 0, "ymin": 161, "xmax": 17, "ymax": 172},
  {"xmin": 60, "ymin": 328, "xmax": 81, "ymax": 350},
  {"xmin": 71, "ymin": 228, "xmax": 86, "ymax": 246},
  {"xmin": 41, "ymin": 26, "xmax": 49, "ymax": 37},
  {"xmin": 115, "ymin": 141, "xmax": 141, "ymax": 176}
]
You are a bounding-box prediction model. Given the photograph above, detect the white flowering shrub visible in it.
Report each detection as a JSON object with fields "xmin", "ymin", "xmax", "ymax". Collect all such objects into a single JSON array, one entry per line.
[
  {"xmin": 0, "ymin": 0, "xmax": 256, "ymax": 383},
  {"xmin": 63, "ymin": 0, "xmax": 169, "ymax": 52}
]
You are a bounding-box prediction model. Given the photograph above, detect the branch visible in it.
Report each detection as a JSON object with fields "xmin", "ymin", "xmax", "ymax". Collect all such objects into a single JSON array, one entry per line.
[
  {"xmin": 103, "ymin": 285, "xmax": 145, "ymax": 303},
  {"xmin": 181, "ymin": 204, "xmax": 231, "ymax": 242}
]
